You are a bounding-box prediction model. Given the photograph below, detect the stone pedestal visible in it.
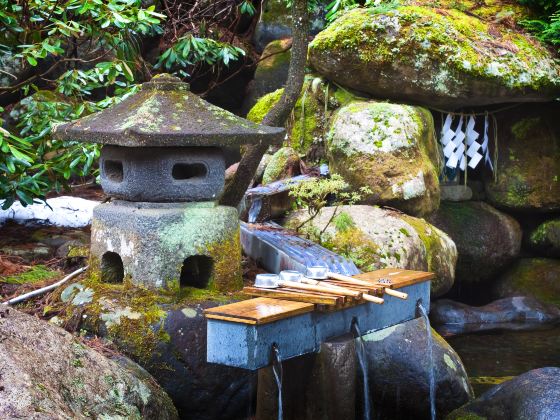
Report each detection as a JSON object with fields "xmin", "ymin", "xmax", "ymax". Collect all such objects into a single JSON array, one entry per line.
[{"xmin": 90, "ymin": 200, "xmax": 241, "ymax": 290}]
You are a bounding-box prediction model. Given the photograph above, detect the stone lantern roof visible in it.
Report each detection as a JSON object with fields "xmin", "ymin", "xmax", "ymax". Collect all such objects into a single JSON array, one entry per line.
[{"xmin": 53, "ymin": 74, "xmax": 285, "ymax": 147}]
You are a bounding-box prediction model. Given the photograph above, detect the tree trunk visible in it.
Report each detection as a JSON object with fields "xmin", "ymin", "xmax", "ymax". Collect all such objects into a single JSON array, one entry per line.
[{"xmin": 218, "ymin": 0, "xmax": 309, "ymax": 208}]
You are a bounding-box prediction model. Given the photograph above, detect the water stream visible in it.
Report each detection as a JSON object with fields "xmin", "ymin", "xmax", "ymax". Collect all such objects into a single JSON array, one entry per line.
[
  {"xmin": 247, "ymin": 196, "xmax": 262, "ymax": 223},
  {"xmin": 271, "ymin": 344, "xmax": 283, "ymax": 420},
  {"xmin": 352, "ymin": 319, "xmax": 372, "ymax": 420},
  {"xmin": 418, "ymin": 303, "xmax": 436, "ymax": 420}
]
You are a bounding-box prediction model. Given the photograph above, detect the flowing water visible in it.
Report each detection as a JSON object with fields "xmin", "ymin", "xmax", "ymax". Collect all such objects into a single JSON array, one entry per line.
[
  {"xmin": 352, "ymin": 319, "xmax": 372, "ymax": 420},
  {"xmin": 247, "ymin": 197, "xmax": 262, "ymax": 223},
  {"xmin": 447, "ymin": 325, "xmax": 560, "ymax": 396},
  {"xmin": 418, "ymin": 304, "xmax": 436, "ymax": 420},
  {"xmin": 271, "ymin": 345, "xmax": 283, "ymax": 420}
]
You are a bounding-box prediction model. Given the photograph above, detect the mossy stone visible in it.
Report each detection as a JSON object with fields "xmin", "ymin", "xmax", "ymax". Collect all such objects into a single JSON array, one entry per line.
[
  {"xmin": 262, "ymin": 146, "xmax": 301, "ymax": 184},
  {"xmin": 485, "ymin": 104, "xmax": 560, "ymax": 212},
  {"xmin": 327, "ymin": 100, "xmax": 441, "ymax": 216},
  {"xmin": 285, "ymin": 205, "xmax": 457, "ymax": 296},
  {"xmin": 308, "ymin": 6, "xmax": 560, "ymax": 108},
  {"xmin": 493, "ymin": 258, "xmax": 560, "ymax": 307},
  {"xmin": 528, "ymin": 219, "xmax": 560, "ymax": 257}
]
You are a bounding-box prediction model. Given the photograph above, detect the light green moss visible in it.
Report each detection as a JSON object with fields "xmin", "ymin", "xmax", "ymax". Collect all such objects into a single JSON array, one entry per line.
[
  {"xmin": 247, "ymin": 88, "xmax": 284, "ymax": 123},
  {"xmin": 262, "ymin": 147, "xmax": 300, "ymax": 184},
  {"xmin": 1, "ymin": 265, "xmax": 59, "ymax": 285},
  {"xmin": 309, "ymin": 5, "xmax": 560, "ymax": 92},
  {"xmin": 204, "ymin": 228, "xmax": 243, "ymax": 292}
]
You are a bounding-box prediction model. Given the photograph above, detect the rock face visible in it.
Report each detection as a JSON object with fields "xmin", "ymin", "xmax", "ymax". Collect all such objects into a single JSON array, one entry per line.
[
  {"xmin": 242, "ymin": 39, "xmax": 291, "ymax": 114},
  {"xmin": 428, "ymin": 201, "xmax": 522, "ymax": 285},
  {"xmin": 308, "ymin": 6, "xmax": 560, "ymax": 109},
  {"xmin": 55, "ymin": 277, "xmax": 255, "ymax": 420},
  {"xmin": 485, "ymin": 104, "xmax": 560, "ymax": 212},
  {"xmin": 447, "ymin": 367, "xmax": 560, "ymax": 420},
  {"xmin": 493, "ymin": 258, "xmax": 560, "ymax": 307},
  {"xmin": 262, "ymin": 146, "xmax": 301, "ymax": 184},
  {"xmin": 327, "ymin": 101, "xmax": 440, "ymax": 216},
  {"xmin": 253, "ymin": 0, "xmax": 327, "ymax": 52},
  {"xmin": 285, "ymin": 205, "xmax": 457, "ymax": 296},
  {"xmin": 363, "ymin": 316, "xmax": 474, "ymax": 418},
  {"xmin": 529, "ymin": 219, "xmax": 560, "ymax": 257},
  {"xmin": 0, "ymin": 307, "xmax": 178, "ymax": 419},
  {"xmin": 431, "ymin": 297, "xmax": 560, "ymax": 336}
]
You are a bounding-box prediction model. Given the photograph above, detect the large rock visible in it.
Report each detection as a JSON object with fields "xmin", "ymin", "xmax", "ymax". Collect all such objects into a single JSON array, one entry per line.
[
  {"xmin": 253, "ymin": 0, "xmax": 327, "ymax": 52},
  {"xmin": 242, "ymin": 39, "xmax": 291, "ymax": 114},
  {"xmin": 493, "ymin": 258, "xmax": 560, "ymax": 307},
  {"xmin": 0, "ymin": 307, "xmax": 177, "ymax": 419},
  {"xmin": 528, "ymin": 218, "xmax": 560, "ymax": 257},
  {"xmin": 485, "ymin": 104, "xmax": 560, "ymax": 212},
  {"xmin": 327, "ymin": 101, "xmax": 440, "ymax": 216},
  {"xmin": 363, "ymin": 316, "xmax": 474, "ymax": 418},
  {"xmin": 262, "ymin": 146, "xmax": 301, "ymax": 184},
  {"xmin": 308, "ymin": 6, "xmax": 560, "ymax": 109},
  {"xmin": 285, "ymin": 205, "xmax": 457, "ymax": 296},
  {"xmin": 431, "ymin": 297, "xmax": 560, "ymax": 336},
  {"xmin": 55, "ymin": 278, "xmax": 255, "ymax": 420},
  {"xmin": 428, "ymin": 201, "xmax": 522, "ymax": 286},
  {"xmin": 247, "ymin": 76, "xmax": 355, "ymax": 159},
  {"xmin": 447, "ymin": 367, "xmax": 560, "ymax": 420}
]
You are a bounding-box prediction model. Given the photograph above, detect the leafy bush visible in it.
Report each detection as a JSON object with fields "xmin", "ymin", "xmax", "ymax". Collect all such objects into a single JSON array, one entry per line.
[{"xmin": 518, "ymin": 0, "xmax": 560, "ymax": 47}]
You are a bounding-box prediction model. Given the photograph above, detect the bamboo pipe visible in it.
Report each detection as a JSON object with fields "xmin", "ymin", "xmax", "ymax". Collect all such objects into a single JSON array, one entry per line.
[{"xmin": 326, "ymin": 272, "xmax": 408, "ymax": 300}]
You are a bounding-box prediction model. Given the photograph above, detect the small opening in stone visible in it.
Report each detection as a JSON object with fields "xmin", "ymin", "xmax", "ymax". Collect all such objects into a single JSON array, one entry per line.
[
  {"xmin": 104, "ymin": 160, "xmax": 124, "ymax": 183},
  {"xmin": 172, "ymin": 163, "xmax": 207, "ymax": 180},
  {"xmin": 180, "ymin": 255, "xmax": 213, "ymax": 288},
  {"xmin": 101, "ymin": 251, "xmax": 124, "ymax": 283}
]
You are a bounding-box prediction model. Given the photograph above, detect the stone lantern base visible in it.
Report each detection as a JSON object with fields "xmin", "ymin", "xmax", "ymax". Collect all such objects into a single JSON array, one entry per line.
[{"xmin": 89, "ymin": 200, "xmax": 242, "ymax": 291}]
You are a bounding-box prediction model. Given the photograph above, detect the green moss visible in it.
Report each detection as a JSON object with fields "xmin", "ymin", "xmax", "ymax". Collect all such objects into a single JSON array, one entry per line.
[
  {"xmin": 1, "ymin": 265, "xmax": 59, "ymax": 285},
  {"xmin": 247, "ymin": 88, "xmax": 284, "ymax": 123},
  {"xmin": 309, "ymin": 5, "xmax": 560, "ymax": 92},
  {"xmin": 262, "ymin": 147, "xmax": 300, "ymax": 184},
  {"xmin": 67, "ymin": 245, "xmax": 89, "ymax": 258},
  {"xmin": 204, "ymin": 228, "xmax": 243, "ymax": 292},
  {"xmin": 446, "ymin": 410, "xmax": 487, "ymax": 420},
  {"xmin": 511, "ymin": 117, "xmax": 541, "ymax": 141},
  {"xmin": 323, "ymin": 227, "xmax": 381, "ymax": 272}
]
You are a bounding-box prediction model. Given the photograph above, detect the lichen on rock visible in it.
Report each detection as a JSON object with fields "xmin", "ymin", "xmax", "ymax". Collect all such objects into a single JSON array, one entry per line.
[
  {"xmin": 308, "ymin": 5, "xmax": 560, "ymax": 108},
  {"xmin": 326, "ymin": 100, "xmax": 441, "ymax": 216},
  {"xmin": 285, "ymin": 205, "xmax": 457, "ymax": 296}
]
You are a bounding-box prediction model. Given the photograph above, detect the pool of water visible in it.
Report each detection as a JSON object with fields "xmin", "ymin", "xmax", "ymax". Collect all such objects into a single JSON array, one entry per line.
[{"xmin": 446, "ymin": 326, "xmax": 560, "ymax": 396}]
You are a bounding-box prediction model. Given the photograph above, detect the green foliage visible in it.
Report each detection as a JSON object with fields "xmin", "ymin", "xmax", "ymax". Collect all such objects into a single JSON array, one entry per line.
[
  {"xmin": 156, "ymin": 36, "xmax": 245, "ymax": 77},
  {"xmin": 324, "ymin": 0, "xmax": 394, "ymax": 23},
  {"xmin": 518, "ymin": 0, "xmax": 560, "ymax": 47},
  {"xmin": 0, "ymin": 0, "xmax": 164, "ymax": 207},
  {"xmin": 288, "ymin": 173, "xmax": 371, "ymax": 231}
]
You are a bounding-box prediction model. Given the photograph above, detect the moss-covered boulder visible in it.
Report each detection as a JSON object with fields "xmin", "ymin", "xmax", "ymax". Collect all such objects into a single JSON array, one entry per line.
[
  {"xmin": 262, "ymin": 146, "xmax": 301, "ymax": 184},
  {"xmin": 52, "ymin": 275, "xmax": 255, "ymax": 420},
  {"xmin": 528, "ymin": 218, "xmax": 560, "ymax": 257},
  {"xmin": 485, "ymin": 104, "xmax": 560, "ymax": 212},
  {"xmin": 447, "ymin": 368, "xmax": 560, "ymax": 420},
  {"xmin": 253, "ymin": 0, "xmax": 327, "ymax": 52},
  {"xmin": 242, "ymin": 39, "xmax": 291, "ymax": 114},
  {"xmin": 285, "ymin": 205, "xmax": 457, "ymax": 296},
  {"xmin": 327, "ymin": 100, "xmax": 440, "ymax": 216},
  {"xmin": 493, "ymin": 258, "xmax": 560, "ymax": 307},
  {"xmin": 363, "ymin": 316, "xmax": 474, "ymax": 418},
  {"xmin": 247, "ymin": 76, "xmax": 356, "ymax": 159},
  {"xmin": 308, "ymin": 6, "xmax": 560, "ymax": 108},
  {"xmin": 0, "ymin": 308, "xmax": 178, "ymax": 419},
  {"xmin": 428, "ymin": 202, "xmax": 522, "ymax": 287}
]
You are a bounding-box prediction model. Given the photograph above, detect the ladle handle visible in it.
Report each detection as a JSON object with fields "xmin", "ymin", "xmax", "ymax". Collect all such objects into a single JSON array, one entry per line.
[
  {"xmin": 279, "ymin": 280, "xmax": 355, "ymax": 296},
  {"xmin": 326, "ymin": 272, "xmax": 372, "ymax": 287},
  {"xmin": 384, "ymin": 288, "xmax": 408, "ymax": 300},
  {"xmin": 300, "ymin": 278, "xmax": 362, "ymax": 297},
  {"xmin": 362, "ymin": 294, "xmax": 384, "ymax": 305}
]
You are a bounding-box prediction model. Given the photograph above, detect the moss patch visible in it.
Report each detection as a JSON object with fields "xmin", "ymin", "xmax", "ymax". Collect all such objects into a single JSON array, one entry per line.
[
  {"xmin": 204, "ymin": 228, "xmax": 243, "ymax": 292},
  {"xmin": 1, "ymin": 265, "xmax": 59, "ymax": 285}
]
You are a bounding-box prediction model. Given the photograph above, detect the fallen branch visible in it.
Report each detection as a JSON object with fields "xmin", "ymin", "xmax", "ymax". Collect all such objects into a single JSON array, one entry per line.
[{"xmin": 2, "ymin": 265, "xmax": 89, "ymax": 306}]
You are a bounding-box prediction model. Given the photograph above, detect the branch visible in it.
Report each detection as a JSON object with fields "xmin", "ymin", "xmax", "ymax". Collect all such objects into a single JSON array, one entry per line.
[{"xmin": 218, "ymin": 0, "xmax": 309, "ymax": 207}]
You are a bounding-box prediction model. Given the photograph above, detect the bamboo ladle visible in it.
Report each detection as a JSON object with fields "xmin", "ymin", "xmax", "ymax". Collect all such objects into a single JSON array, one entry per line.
[{"xmin": 307, "ymin": 267, "xmax": 408, "ymax": 300}]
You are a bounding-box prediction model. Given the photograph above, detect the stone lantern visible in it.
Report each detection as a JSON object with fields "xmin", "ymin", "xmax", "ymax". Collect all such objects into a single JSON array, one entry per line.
[{"xmin": 54, "ymin": 74, "xmax": 284, "ymax": 290}]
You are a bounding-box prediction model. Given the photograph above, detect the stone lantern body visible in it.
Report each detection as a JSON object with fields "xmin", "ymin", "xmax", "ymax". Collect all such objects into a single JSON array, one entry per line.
[{"xmin": 54, "ymin": 74, "xmax": 284, "ymax": 290}]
